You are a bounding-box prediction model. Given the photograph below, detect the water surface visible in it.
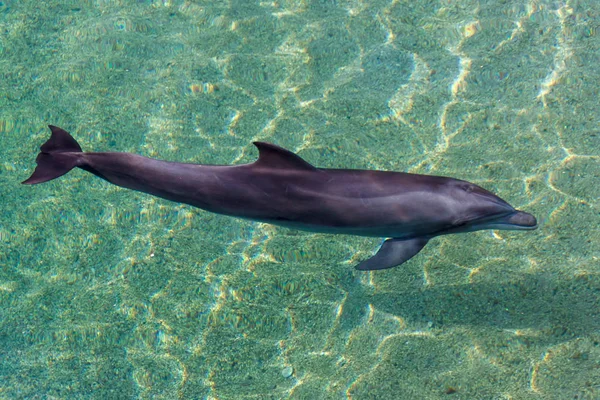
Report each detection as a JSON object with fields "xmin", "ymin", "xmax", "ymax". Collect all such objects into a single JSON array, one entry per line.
[{"xmin": 1, "ymin": 0, "xmax": 599, "ymax": 399}]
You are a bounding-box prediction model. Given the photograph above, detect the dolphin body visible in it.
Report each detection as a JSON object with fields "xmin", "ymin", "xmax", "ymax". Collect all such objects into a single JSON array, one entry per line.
[{"xmin": 23, "ymin": 126, "xmax": 537, "ymax": 270}]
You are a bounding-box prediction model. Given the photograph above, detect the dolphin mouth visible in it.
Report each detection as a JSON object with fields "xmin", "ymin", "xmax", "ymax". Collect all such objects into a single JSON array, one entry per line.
[{"xmin": 486, "ymin": 210, "xmax": 538, "ymax": 230}]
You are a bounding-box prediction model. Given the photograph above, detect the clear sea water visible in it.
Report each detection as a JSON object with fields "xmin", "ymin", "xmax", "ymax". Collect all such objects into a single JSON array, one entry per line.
[{"xmin": 1, "ymin": 0, "xmax": 599, "ymax": 399}]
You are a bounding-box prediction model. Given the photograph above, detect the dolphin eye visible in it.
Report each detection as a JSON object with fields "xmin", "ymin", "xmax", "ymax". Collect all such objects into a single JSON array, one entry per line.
[{"xmin": 462, "ymin": 184, "xmax": 474, "ymax": 193}]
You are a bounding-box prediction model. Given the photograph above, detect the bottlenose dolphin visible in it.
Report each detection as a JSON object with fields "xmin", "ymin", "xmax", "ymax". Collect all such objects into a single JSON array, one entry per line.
[{"xmin": 23, "ymin": 125, "xmax": 537, "ymax": 270}]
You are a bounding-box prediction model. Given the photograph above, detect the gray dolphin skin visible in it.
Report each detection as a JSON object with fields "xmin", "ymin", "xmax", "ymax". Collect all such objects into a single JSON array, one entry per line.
[{"xmin": 23, "ymin": 125, "xmax": 538, "ymax": 270}]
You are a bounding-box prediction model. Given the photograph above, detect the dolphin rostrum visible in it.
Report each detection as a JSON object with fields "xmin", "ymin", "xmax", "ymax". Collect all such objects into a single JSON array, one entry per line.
[{"xmin": 23, "ymin": 125, "xmax": 538, "ymax": 270}]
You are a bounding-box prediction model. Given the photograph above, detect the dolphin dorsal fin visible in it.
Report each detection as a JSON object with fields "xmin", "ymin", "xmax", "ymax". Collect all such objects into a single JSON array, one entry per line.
[{"xmin": 252, "ymin": 142, "xmax": 317, "ymax": 171}]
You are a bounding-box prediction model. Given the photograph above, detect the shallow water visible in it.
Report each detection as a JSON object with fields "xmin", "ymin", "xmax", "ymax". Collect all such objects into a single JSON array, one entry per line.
[{"xmin": 1, "ymin": 0, "xmax": 599, "ymax": 399}]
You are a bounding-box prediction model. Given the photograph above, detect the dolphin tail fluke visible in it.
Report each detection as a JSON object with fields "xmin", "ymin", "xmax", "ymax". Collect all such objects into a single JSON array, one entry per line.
[
  {"xmin": 355, "ymin": 237, "xmax": 429, "ymax": 270},
  {"xmin": 22, "ymin": 125, "xmax": 83, "ymax": 185}
]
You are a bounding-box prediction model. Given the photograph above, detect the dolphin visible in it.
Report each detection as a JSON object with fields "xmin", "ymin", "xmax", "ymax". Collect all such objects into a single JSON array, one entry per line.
[{"xmin": 23, "ymin": 125, "xmax": 537, "ymax": 270}]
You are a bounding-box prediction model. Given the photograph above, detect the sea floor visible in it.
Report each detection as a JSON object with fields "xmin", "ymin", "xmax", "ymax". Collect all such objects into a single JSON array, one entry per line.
[{"xmin": 1, "ymin": 0, "xmax": 600, "ymax": 399}]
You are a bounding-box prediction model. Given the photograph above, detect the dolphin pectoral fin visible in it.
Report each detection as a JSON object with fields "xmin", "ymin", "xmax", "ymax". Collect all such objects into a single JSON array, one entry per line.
[{"xmin": 355, "ymin": 237, "xmax": 429, "ymax": 271}]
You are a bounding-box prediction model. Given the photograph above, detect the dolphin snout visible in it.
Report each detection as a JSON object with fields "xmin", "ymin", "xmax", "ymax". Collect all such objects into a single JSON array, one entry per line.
[{"xmin": 507, "ymin": 210, "xmax": 537, "ymax": 229}]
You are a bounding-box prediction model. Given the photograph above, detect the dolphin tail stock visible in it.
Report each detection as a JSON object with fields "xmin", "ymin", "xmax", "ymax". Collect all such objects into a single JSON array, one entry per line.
[
  {"xmin": 355, "ymin": 237, "xmax": 429, "ymax": 270},
  {"xmin": 22, "ymin": 125, "xmax": 83, "ymax": 185}
]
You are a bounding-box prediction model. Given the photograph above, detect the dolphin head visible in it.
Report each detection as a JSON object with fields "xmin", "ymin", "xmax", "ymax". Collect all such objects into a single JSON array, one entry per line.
[{"xmin": 444, "ymin": 180, "xmax": 538, "ymax": 234}]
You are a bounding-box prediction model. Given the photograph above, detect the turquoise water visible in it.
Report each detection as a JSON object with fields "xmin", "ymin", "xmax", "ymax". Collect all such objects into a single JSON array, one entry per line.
[{"xmin": 2, "ymin": 0, "xmax": 600, "ymax": 398}]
